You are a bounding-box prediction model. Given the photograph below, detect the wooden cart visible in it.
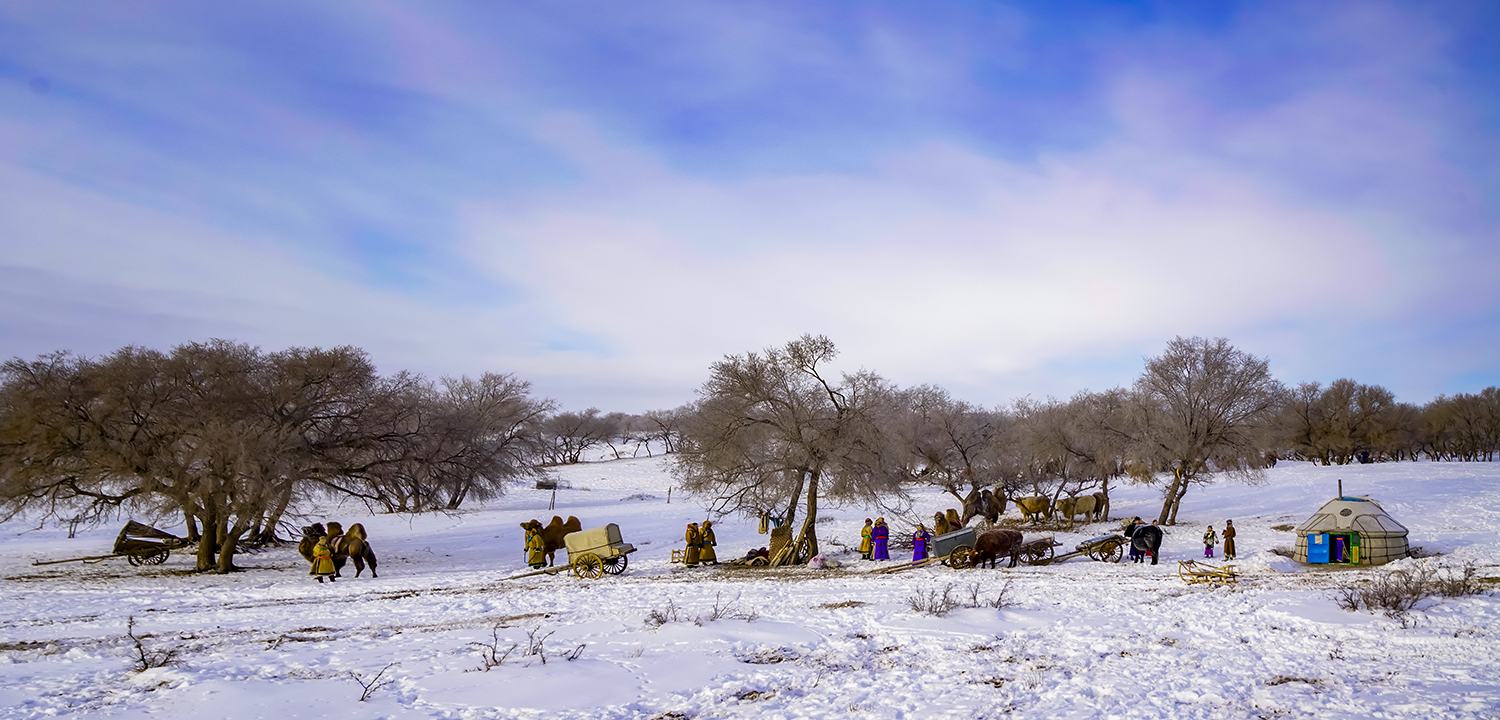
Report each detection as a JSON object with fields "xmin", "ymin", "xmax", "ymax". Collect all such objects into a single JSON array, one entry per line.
[
  {"xmin": 32, "ymin": 521, "xmax": 188, "ymax": 567},
  {"xmin": 1178, "ymin": 560, "xmax": 1240, "ymax": 585},
  {"xmin": 500, "ymin": 523, "xmax": 636, "ymax": 581},
  {"xmin": 874, "ymin": 527, "xmax": 979, "ymax": 574},
  {"xmin": 1022, "ymin": 533, "xmax": 1126, "ymax": 566}
]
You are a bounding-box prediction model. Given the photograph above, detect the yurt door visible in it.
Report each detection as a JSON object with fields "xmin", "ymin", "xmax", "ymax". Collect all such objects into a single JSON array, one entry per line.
[
  {"xmin": 1307, "ymin": 533, "xmax": 1330, "ymax": 563},
  {"xmin": 1330, "ymin": 533, "xmax": 1360, "ymax": 563}
]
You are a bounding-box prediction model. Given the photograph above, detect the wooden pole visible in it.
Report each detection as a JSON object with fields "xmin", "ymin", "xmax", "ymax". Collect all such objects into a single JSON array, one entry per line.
[
  {"xmin": 549, "ymin": 490, "xmax": 556, "ymax": 511},
  {"xmin": 1338, "ymin": 478, "xmax": 1343, "ymax": 498}
]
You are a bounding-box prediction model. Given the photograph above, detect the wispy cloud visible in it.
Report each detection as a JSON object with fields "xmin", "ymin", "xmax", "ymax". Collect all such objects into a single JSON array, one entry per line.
[{"xmin": 1, "ymin": 1, "xmax": 1495, "ymax": 410}]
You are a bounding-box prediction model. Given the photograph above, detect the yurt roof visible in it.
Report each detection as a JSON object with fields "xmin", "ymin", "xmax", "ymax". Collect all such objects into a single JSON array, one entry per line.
[{"xmin": 1294, "ymin": 496, "xmax": 1408, "ymax": 536}]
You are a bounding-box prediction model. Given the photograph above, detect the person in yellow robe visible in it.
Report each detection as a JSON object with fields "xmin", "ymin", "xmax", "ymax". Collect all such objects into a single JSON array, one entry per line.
[
  {"xmin": 858, "ymin": 518, "xmax": 873, "ymax": 560},
  {"xmin": 684, "ymin": 523, "xmax": 702, "ymax": 567},
  {"xmin": 309, "ymin": 536, "xmax": 337, "ymax": 583},
  {"xmin": 525, "ymin": 526, "xmax": 546, "ymax": 568},
  {"xmin": 699, "ymin": 520, "xmax": 718, "ymax": 565}
]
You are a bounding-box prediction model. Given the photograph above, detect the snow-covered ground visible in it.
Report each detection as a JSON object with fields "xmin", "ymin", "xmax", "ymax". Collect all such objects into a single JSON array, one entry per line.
[{"xmin": 2, "ymin": 459, "xmax": 1497, "ymax": 720}]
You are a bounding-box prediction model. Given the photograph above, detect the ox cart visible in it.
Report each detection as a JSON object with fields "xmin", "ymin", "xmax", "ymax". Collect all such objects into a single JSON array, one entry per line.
[
  {"xmin": 31, "ymin": 521, "xmax": 189, "ymax": 567},
  {"xmin": 500, "ymin": 523, "xmax": 636, "ymax": 581},
  {"xmin": 1022, "ymin": 533, "xmax": 1126, "ymax": 566},
  {"xmin": 1178, "ymin": 560, "xmax": 1240, "ymax": 585},
  {"xmin": 874, "ymin": 527, "xmax": 979, "ymax": 574}
]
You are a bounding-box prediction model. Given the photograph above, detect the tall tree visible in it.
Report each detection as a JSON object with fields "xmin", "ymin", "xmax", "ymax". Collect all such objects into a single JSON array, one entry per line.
[
  {"xmin": 1120, "ymin": 337, "xmax": 1284, "ymax": 525},
  {"xmin": 674, "ymin": 335, "xmax": 898, "ymax": 564}
]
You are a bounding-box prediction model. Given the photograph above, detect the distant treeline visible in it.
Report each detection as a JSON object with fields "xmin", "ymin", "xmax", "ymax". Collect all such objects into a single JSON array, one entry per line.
[{"xmin": 0, "ymin": 337, "xmax": 1495, "ymax": 573}]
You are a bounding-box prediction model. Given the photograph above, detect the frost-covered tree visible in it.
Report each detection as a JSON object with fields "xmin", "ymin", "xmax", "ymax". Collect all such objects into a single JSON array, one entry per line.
[
  {"xmin": 1119, "ymin": 337, "xmax": 1285, "ymax": 525},
  {"xmin": 674, "ymin": 335, "xmax": 899, "ymax": 564}
]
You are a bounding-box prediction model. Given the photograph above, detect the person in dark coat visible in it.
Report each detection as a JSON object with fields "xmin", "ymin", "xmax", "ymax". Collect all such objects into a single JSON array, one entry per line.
[
  {"xmin": 871, "ymin": 517, "xmax": 890, "ymax": 560},
  {"xmin": 1124, "ymin": 517, "xmax": 1144, "ymax": 562},
  {"xmin": 1222, "ymin": 520, "xmax": 1237, "ymax": 560},
  {"xmin": 912, "ymin": 524, "xmax": 932, "ymax": 562}
]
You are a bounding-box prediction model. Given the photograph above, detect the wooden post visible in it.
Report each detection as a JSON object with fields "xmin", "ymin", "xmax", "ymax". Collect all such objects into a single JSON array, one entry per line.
[
  {"xmin": 667, "ymin": 488, "xmax": 672, "ymax": 504},
  {"xmin": 549, "ymin": 490, "xmax": 556, "ymax": 511},
  {"xmin": 1337, "ymin": 478, "xmax": 1343, "ymax": 498}
]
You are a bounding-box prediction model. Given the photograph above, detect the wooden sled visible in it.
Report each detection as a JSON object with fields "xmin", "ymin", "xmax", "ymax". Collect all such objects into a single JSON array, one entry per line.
[{"xmin": 1178, "ymin": 559, "xmax": 1240, "ymax": 585}]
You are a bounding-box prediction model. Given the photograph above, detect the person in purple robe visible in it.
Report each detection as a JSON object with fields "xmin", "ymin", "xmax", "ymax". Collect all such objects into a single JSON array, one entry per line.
[
  {"xmin": 912, "ymin": 524, "xmax": 932, "ymax": 562},
  {"xmin": 871, "ymin": 517, "xmax": 890, "ymax": 560}
]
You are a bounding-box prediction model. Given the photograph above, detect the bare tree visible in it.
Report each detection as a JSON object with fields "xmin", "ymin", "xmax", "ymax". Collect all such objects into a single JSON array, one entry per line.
[
  {"xmin": 541, "ymin": 408, "xmax": 623, "ymax": 464},
  {"xmin": 0, "ymin": 341, "xmax": 552, "ymax": 573},
  {"xmin": 1117, "ymin": 337, "xmax": 1285, "ymax": 525},
  {"xmin": 888, "ymin": 386, "xmax": 1007, "ymax": 504},
  {"xmin": 673, "ymin": 335, "xmax": 899, "ymax": 564},
  {"xmin": 640, "ymin": 405, "xmax": 690, "ymax": 454}
]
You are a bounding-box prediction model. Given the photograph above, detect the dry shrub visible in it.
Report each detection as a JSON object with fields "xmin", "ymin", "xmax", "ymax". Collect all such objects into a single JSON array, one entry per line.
[
  {"xmin": 906, "ymin": 581, "xmax": 1015, "ymax": 616},
  {"xmin": 1332, "ymin": 561, "xmax": 1485, "ymax": 621}
]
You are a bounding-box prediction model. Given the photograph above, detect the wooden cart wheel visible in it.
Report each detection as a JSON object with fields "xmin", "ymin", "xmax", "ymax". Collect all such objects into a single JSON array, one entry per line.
[
  {"xmin": 573, "ymin": 553, "xmax": 604, "ymax": 579},
  {"xmin": 127, "ymin": 547, "xmax": 169, "ymax": 566},
  {"xmin": 1021, "ymin": 544, "xmax": 1051, "ymax": 565},
  {"xmin": 946, "ymin": 545, "xmax": 976, "ymax": 569},
  {"xmin": 602, "ymin": 554, "xmax": 628, "ymax": 575},
  {"xmin": 1092, "ymin": 540, "xmax": 1124, "ymax": 563}
]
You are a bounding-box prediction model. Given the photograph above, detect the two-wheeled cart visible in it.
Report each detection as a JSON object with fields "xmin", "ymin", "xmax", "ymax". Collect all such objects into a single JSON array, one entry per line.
[
  {"xmin": 874, "ymin": 527, "xmax": 979, "ymax": 574},
  {"xmin": 1022, "ymin": 533, "xmax": 1127, "ymax": 566},
  {"xmin": 31, "ymin": 521, "xmax": 189, "ymax": 567},
  {"xmin": 500, "ymin": 523, "xmax": 637, "ymax": 581}
]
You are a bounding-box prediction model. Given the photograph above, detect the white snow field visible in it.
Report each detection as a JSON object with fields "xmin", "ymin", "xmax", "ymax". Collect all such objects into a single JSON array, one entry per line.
[{"xmin": 1, "ymin": 459, "xmax": 1497, "ymax": 720}]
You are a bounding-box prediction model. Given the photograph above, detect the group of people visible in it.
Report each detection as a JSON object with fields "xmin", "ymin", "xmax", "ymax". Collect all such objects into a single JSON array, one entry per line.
[
  {"xmin": 857, "ymin": 518, "xmax": 891, "ymax": 560},
  {"xmin": 649, "ymin": 513, "xmax": 1242, "ymax": 570},
  {"xmin": 857, "ymin": 517, "xmax": 946, "ymax": 563},
  {"xmin": 1202, "ymin": 519, "xmax": 1236, "ymax": 560},
  {"xmin": 683, "ymin": 521, "xmax": 718, "ymax": 567}
]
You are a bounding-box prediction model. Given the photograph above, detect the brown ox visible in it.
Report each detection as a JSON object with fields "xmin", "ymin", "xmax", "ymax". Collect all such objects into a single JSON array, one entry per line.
[
  {"xmin": 1053, "ymin": 495, "xmax": 1099, "ymax": 530},
  {"xmin": 974, "ymin": 529, "xmax": 1025, "ymax": 568},
  {"xmin": 1090, "ymin": 491, "xmax": 1108, "ymax": 522},
  {"xmin": 521, "ymin": 515, "xmax": 582, "ymax": 566},
  {"xmin": 1015, "ymin": 496, "xmax": 1052, "ymax": 523}
]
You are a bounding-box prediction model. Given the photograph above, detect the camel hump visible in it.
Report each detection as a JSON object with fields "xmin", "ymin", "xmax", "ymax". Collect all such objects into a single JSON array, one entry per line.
[
  {"xmin": 564, "ymin": 516, "xmax": 582, "ymax": 531},
  {"xmin": 348, "ymin": 523, "xmax": 367, "ymax": 540}
]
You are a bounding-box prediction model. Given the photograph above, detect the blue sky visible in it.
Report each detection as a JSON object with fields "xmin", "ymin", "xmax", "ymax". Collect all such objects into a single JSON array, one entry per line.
[{"xmin": 2, "ymin": 1, "xmax": 1497, "ymax": 411}]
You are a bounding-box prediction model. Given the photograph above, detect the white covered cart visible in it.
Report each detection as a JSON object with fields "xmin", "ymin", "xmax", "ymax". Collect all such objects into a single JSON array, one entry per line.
[
  {"xmin": 563, "ymin": 523, "xmax": 636, "ymax": 578},
  {"xmin": 501, "ymin": 523, "xmax": 637, "ymax": 581}
]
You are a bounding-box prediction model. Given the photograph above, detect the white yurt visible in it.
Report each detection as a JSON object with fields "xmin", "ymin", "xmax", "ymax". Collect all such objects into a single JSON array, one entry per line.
[{"xmin": 1293, "ymin": 494, "xmax": 1409, "ymax": 566}]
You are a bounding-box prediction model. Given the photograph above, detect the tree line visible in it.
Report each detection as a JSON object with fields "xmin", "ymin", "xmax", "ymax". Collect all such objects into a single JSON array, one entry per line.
[
  {"xmin": 0, "ymin": 341, "xmax": 552, "ymax": 572},
  {"xmin": 672, "ymin": 335, "xmax": 1500, "ymax": 564},
  {"xmin": 2, "ymin": 336, "xmax": 1495, "ymax": 573}
]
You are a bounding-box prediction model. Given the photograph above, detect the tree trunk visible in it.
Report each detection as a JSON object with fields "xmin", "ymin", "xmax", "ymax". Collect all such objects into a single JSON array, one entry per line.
[
  {"xmin": 215, "ymin": 515, "xmax": 252, "ymax": 574},
  {"xmin": 781, "ymin": 469, "xmax": 806, "ymax": 530},
  {"xmin": 801, "ymin": 471, "xmax": 821, "ymax": 559},
  {"xmin": 195, "ymin": 504, "xmax": 219, "ymax": 571},
  {"xmin": 1157, "ymin": 468, "xmax": 1190, "ymax": 525},
  {"xmin": 182, "ymin": 502, "xmax": 200, "ymax": 542},
  {"xmin": 256, "ymin": 483, "xmax": 295, "ymax": 544}
]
